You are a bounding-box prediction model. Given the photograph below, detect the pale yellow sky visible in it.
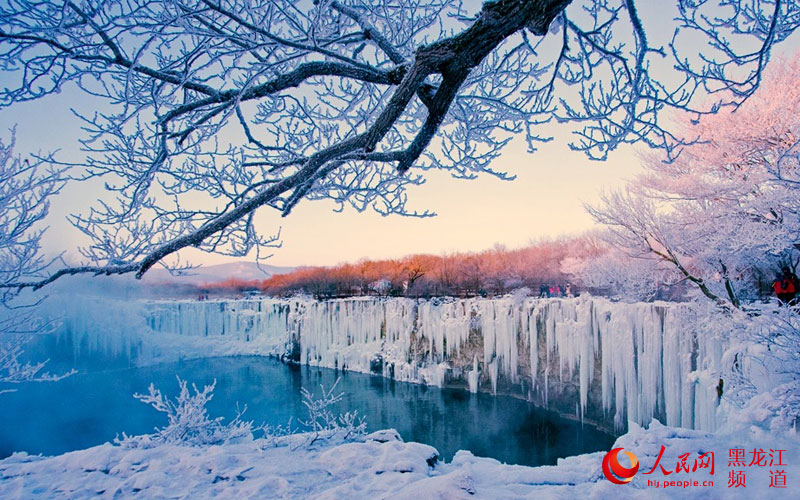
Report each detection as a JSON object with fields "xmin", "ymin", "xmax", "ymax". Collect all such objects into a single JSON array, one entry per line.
[{"xmin": 228, "ymin": 136, "xmax": 642, "ymax": 267}]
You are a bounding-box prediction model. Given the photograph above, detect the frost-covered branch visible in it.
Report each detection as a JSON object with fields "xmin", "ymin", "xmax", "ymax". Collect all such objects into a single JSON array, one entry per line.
[
  {"xmin": 0, "ymin": 132, "xmax": 65, "ymax": 304},
  {"xmin": 0, "ymin": 336, "xmax": 75, "ymax": 394},
  {"xmin": 0, "ymin": 132, "xmax": 72, "ymax": 392},
  {"xmin": 117, "ymin": 376, "xmax": 366, "ymax": 449},
  {"xmin": 299, "ymin": 377, "xmax": 366, "ymax": 446},
  {"xmin": 0, "ymin": 0, "xmax": 796, "ymax": 288},
  {"xmin": 117, "ymin": 377, "xmax": 253, "ymax": 448},
  {"xmin": 586, "ymin": 57, "xmax": 800, "ymax": 307}
]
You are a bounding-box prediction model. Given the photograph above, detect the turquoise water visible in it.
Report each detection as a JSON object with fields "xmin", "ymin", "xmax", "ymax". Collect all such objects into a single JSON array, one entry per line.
[{"xmin": 1, "ymin": 347, "xmax": 614, "ymax": 466}]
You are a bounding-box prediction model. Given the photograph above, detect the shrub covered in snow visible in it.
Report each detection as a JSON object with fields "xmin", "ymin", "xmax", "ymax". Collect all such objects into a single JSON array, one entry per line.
[
  {"xmin": 299, "ymin": 378, "xmax": 367, "ymax": 446},
  {"xmin": 116, "ymin": 377, "xmax": 253, "ymax": 448},
  {"xmin": 116, "ymin": 376, "xmax": 366, "ymax": 450},
  {"xmin": 723, "ymin": 304, "xmax": 800, "ymax": 432},
  {"xmin": 0, "ymin": 336, "xmax": 74, "ymax": 394}
]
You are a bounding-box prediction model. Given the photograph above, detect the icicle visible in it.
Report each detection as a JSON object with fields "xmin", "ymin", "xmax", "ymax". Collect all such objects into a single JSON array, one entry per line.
[
  {"xmin": 468, "ymin": 355, "xmax": 479, "ymax": 393},
  {"xmin": 488, "ymin": 358, "xmax": 498, "ymax": 395},
  {"xmin": 528, "ymin": 301, "xmax": 539, "ymax": 391},
  {"xmin": 53, "ymin": 294, "xmax": 726, "ymax": 433}
]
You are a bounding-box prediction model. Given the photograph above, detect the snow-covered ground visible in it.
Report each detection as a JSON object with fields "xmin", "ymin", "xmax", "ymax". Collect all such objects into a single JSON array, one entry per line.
[{"xmin": 2, "ymin": 421, "xmax": 797, "ymax": 499}]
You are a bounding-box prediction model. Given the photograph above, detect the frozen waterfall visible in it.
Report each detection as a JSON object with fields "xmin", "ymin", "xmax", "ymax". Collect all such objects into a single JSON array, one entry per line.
[{"xmin": 122, "ymin": 295, "xmax": 724, "ymax": 433}]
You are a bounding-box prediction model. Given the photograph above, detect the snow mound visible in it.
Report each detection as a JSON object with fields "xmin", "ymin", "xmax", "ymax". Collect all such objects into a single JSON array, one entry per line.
[{"xmin": 2, "ymin": 423, "xmax": 798, "ymax": 499}]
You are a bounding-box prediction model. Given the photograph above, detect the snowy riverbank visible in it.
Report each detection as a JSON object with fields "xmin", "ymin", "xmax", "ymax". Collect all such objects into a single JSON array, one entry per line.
[{"xmin": 2, "ymin": 420, "xmax": 798, "ymax": 499}]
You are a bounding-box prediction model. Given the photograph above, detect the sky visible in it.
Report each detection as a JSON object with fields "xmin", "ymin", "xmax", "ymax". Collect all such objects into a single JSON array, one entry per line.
[
  {"xmin": 250, "ymin": 135, "xmax": 643, "ymax": 266},
  {"xmin": 1, "ymin": 3, "xmax": 798, "ymax": 269},
  {"xmin": 0, "ymin": 90, "xmax": 642, "ymax": 268}
]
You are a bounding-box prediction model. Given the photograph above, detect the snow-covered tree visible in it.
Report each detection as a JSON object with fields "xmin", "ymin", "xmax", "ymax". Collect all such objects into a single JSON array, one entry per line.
[
  {"xmin": 0, "ymin": 0, "xmax": 797, "ymax": 287},
  {"xmin": 586, "ymin": 55, "xmax": 800, "ymax": 307},
  {"xmin": 299, "ymin": 378, "xmax": 366, "ymax": 445},
  {"xmin": 116, "ymin": 376, "xmax": 367, "ymax": 448},
  {"xmin": 0, "ymin": 134, "xmax": 72, "ymax": 391},
  {"xmin": 561, "ymin": 243, "xmax": 678, "ymax": 301},
  {"xmin": 117, "ymin": 377, "xmax": 254, "ymax": 448}
]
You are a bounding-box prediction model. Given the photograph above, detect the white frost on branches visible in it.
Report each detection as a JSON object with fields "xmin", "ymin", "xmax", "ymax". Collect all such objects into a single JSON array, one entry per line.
[
  {"xmin": 0, "ymin": 133, "xmax": 64, "ymax": 326},
  {"xmin": 299, "ymin": 378, "xmax": 367, "ymax": 446},
  {"xmin": 0, "ymin": 0, "xmax": 796, "ymax": 286},
  {"xmin": 0, "ymin": 133, "xmax": 71, "ymax": 392},
  {"xmin": 117, "ymin": 376, "xmax": 366, "ymax": 449},
  {"xmin": 117, "ymin": 377, "xmax": 254, "ymax": 448},
  {"xmin": 584, "ymin": 57, "xmax": 800, "ymax": 308}
]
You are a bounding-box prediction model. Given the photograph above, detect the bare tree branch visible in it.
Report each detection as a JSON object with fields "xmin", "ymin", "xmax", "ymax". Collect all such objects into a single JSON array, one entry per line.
[{"xmin": 0, "ymin": 0, "xmax": 795, "ymax": 290}]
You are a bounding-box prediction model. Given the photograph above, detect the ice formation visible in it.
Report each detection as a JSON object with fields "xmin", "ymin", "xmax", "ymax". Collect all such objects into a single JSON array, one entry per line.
[{"xmin": 62, "ymin": 295, "xmax": 725, "ymax": 432}]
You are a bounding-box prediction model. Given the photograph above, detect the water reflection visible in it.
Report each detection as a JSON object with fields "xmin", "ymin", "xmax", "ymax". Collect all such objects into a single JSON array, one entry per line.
[{"xmin": 1, "ymin": 354, "xmax": 614, "ymax": 466}]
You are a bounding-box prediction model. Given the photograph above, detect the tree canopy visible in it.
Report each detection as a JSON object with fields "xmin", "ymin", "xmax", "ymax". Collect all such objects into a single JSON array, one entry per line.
[
  {"xmin": 0, "ymin": 0, "xmax": 798, "ymax": 290},
  {"xmin": 583, "ymin": 56, "xmax": 800, "ymax": 307}
]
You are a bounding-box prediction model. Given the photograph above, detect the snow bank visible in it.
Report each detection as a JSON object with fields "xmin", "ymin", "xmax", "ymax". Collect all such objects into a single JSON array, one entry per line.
[{"xmin": 2, "ymin": 422, "xmax": 797, "ymax": 499}]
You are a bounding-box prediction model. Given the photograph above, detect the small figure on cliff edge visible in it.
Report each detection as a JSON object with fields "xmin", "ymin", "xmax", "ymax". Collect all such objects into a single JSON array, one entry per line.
[{"xmin": 539, "ymin": 284, "xmax": 550, "ymax": 298}]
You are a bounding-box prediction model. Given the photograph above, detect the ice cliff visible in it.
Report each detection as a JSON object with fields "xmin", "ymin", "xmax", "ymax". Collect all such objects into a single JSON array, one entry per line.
[{"xmin": 131, "ymin": 296, "xmax": 724, "ymax": 433}]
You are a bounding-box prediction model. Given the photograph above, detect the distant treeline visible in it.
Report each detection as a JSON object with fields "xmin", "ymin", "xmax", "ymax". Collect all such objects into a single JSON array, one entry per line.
[{"xmin": 200, "ymin": 237, "xmax": 611, "ymax": 299}]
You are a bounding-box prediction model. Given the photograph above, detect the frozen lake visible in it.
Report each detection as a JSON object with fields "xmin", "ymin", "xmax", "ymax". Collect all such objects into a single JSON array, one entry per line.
[{"xmin": 1, "ymin": 352, "xmax": 614, "ymax": 466}]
